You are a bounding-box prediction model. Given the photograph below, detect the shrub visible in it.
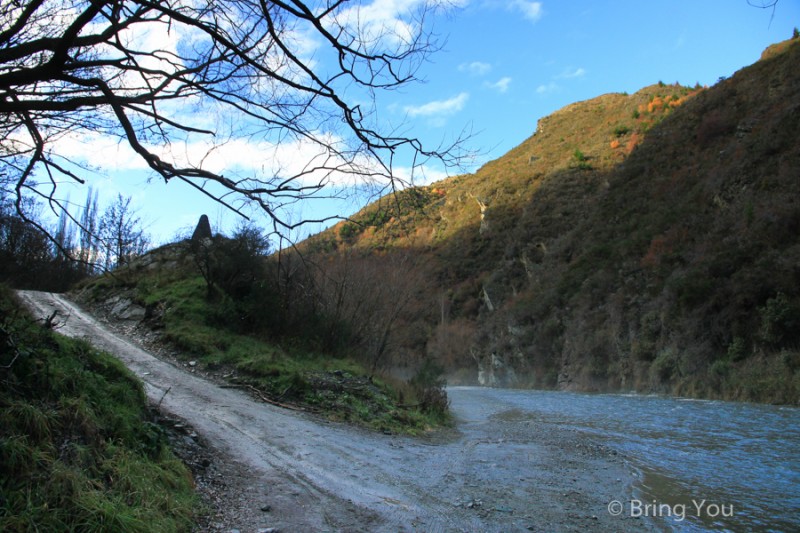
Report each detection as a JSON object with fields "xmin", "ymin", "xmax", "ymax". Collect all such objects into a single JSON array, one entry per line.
[
  {"xmin": 613, "ymin": 125, "xmax": 630, "ymax": 137},
  {"xmin": 339, "ymin": 222, "xmax": 359, "ymax": 241},
  {"xmin": 626, "ymin": 132, "xmax": 642, "ymax": 153},
  {"xmin": 650, "ymin": 348, "xmax": 679, "ymax": 382},
  {"xmin": 633, "ymin": 311, "xmax": 661, "ymax": 361},
  {"xmin": 710, "ymin": 359, "xmax": 731, "ymax": 377},
  {"xmin": 670, "ymin": 270, "xmax": 715, "ymax": 308},
  {"xmin": 727, "ymin": 336, "xmax": 748, "ymax": 362},
  {"xmin": 758, "ymin": 292, "xmax": 800, "ymax": 347},
  {"xmin": 409, "ymin": 359, "xmax": 449, "ymax": 416},
  {"xmin": 647, "ymin": 96, "xmax": 665, "ymax": 113},
  {"xmin": 572, "ymin": 149, "xmax": 591, "ymax": 170},
  {"xmin": 696, "ymin": 109, "xmax": 737, "ymax": 148}
]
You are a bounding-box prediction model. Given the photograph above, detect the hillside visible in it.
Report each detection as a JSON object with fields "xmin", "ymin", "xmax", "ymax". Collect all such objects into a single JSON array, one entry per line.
[
  {"xmin": 303, "ymin": 36, "xmax": 800, "ymax": 404},
  {"xmin": 72, "ymin": 237, "xmax": 450, "ymax": 434}
]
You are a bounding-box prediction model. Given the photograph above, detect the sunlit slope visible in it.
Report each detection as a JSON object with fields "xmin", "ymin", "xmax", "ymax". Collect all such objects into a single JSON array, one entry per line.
[{"xmin": 298, "ymin": 37, "xmax": 800, "ymax": 403}]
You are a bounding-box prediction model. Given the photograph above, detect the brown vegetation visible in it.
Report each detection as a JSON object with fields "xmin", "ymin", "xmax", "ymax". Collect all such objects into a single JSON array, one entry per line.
[{"xmin": 298, "ymin": 37, "xmax": 800, "ymax": 404}]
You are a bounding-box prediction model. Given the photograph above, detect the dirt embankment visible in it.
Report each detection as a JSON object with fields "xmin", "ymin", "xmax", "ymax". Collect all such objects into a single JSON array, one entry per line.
[{"xmin": 17, "ymin": 290, "xmax": 658, "ymax": 532}]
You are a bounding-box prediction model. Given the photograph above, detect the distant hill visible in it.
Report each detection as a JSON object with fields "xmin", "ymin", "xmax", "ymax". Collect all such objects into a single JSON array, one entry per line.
[{"xmin": 302, "ymin": 36, "xmax": 800, "ymax": 404}]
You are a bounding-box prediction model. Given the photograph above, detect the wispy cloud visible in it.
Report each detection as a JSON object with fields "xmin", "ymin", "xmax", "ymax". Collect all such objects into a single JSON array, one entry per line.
[
  {"xmin": 509, "ymin": 0, "xmax": 543, "ymax": 22},
  {"xmin": 330, "ymin": 0, "xmax": 438, "ymax": 49},
  {"xmin": 485, "ymin": 76, "xmax": 512, "ymax": 93},
  {"xmin": 536, "ymin": 81, "xmax": 558, "ymax": 94},
  {"xmin": 404, "ymin": 92, "xmax": 469, "ymax": 117},
  {"xmin": 393, "ymin": 164, "xmax": 451, "ymax": 186},
  {"xmin": 537, "ymin": 65, "xmax": 585, "ymax": 95},
  {"xmin": 557, "ymin": 67, "xmax": 586, "ymax": 79},
  {"xmin": 459, "ymin": 61, "xmax": 492, "ymax": 76},
  {"xmin": 674, "ymin": 31, "xmax": 686, "ymax": 50},
  {"xmin": 53, "ymin": 129, "xmax": 383, "ymax": 189}
]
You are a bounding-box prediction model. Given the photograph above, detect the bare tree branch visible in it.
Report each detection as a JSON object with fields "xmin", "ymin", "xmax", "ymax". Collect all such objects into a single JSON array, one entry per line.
[{"xmin": 1, "ymin": 0, "xmax": 469, "ymax": 240}]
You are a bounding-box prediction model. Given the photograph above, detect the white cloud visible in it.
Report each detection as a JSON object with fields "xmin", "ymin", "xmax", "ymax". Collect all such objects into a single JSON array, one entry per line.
[
  {"xmin": 459, "ymin": 61, "xmax": 492, "ymax": 76},
  {"xmin": 393, "ymin": 164, "xmax": 451, "ymax": 186},
  {"xmin": 486, "ymin": 76, "xmax": 512, "ymax": 93},
  {"xmin": 330, "ymin": 0, "xmax": 431, "ymax": 48},
  {"xmin": 674, "ymin": 31, "xmax": 686, "ymax": 50},
  {"xmin": 52, "ymin": 129, "xmax": 389, "ymax": 190},
  {"xmin": 535, "ymin": 66, "xmax": 584, "ymax": 95},
  {"xmin": 510, "ymin": 0, "xmax": 543, "ymax": 22},
  {"xmin": 557, "ymin": 67, "xmax": 586, "ymax": 79},
  {"xmin": 404, "ymin": 92, "xmax": 469, "ymax": 117},
  {"xmin": 536, "ymin": 81, "xmax": 558, "ymax": 94}
]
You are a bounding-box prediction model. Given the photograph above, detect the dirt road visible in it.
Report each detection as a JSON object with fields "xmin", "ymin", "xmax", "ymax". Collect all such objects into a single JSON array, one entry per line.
[{"xmin": 17, "ymin": 290, "xmax": 656, "ymax": 532}]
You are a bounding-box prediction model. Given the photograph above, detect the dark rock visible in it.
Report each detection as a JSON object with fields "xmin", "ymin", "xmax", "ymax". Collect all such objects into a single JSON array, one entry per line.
[{"xmin": 191, "ymin": 214, "xmax": 213, "ymax": 242}]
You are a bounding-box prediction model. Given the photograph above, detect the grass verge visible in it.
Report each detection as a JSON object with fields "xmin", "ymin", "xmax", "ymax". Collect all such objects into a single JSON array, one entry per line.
[{"xmin": 0, "ymin": 286, "xmax": 196, "ymax": 532}]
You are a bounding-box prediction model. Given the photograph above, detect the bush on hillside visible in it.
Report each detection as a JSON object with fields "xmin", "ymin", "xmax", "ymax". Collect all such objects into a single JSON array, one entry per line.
[{"xmin": 409, "ymin": 359, "xmax": 449, "ymax": 417}]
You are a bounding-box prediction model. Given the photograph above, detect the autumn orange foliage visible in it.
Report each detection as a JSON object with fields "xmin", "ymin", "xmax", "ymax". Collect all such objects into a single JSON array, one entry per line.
[
  {"xmin": 626, "ymin": 132, "xmax": 642, "ymax": 154},
  {"xmin": 647, "ymin": 96, "xmax": 665, "ymax": 113}
]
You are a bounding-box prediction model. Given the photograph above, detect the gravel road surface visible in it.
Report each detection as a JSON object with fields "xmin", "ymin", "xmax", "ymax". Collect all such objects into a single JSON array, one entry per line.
[{"xmin": 17, "ymin": 290, "xmax": 657, "ymax": 532}]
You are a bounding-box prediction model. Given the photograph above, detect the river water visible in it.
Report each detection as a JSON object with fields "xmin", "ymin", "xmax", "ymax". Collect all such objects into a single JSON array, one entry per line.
[{"xmin": 447, "ymin": 387, "xmax": 800, "ymax": 531}]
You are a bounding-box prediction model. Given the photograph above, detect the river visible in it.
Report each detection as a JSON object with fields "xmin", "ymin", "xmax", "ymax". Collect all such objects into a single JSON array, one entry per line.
[{"xmin": 446, "ymin": 387, "xmax": 800, "ymax": 532}]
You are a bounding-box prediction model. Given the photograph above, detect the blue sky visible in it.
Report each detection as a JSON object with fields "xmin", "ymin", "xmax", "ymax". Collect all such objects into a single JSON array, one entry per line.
[
  {"xmin": 393, "ymin": 0, "xmax": 799, "ymax": 169},
  {"xmin": 49, "ymin": 0, "xmax": 800, "ymax": 246}
]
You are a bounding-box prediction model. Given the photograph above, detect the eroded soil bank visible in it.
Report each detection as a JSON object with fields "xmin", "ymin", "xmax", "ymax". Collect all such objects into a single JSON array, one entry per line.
[{"xmin": 17, "ymin": 290, "xmax": 657, "ymax": 532}]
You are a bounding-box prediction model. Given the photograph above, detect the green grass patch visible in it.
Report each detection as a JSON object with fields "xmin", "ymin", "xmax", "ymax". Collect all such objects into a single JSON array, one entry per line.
[{"xmin": 0, "ymin": 286, "xmax": 196, "ymax": 532}]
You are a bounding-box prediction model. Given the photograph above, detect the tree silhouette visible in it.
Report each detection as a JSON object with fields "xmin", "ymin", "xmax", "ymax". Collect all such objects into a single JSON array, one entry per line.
[
  {"xmin": 98, "ymin": 194, "xmax": 148, "ymax": 269},
  {"xmin": 0, "ymin": 0, "xmax": 466, "ymax": 243}
]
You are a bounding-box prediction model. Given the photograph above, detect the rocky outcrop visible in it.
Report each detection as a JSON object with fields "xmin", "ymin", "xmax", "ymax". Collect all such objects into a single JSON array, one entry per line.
[
  {"xmin": 191, "ymin": 214, "xmax": 213, "ymax": 242},
  {"xmin": 473, "ymin": 351, "xmax": 519, "ymax": 387},
  {"xmin": 102, "ymin": 294, "xmax": 146, "ymax": 322}
]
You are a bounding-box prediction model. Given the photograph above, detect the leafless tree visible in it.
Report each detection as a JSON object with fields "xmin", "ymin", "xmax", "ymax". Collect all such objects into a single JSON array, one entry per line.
[
  {"xmin": 315, "ymin": 249, "xmax": 431, "ymax": 374},
  {"xmin": 0, "ymin": 0, "xmax": 467, "ymax": 245},
  {"xmin": 98, "ymin": 193, "xmax": 148, "ymax": 269}
]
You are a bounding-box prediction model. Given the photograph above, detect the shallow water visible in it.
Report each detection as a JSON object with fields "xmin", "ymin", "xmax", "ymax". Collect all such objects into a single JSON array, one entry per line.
[{"xmin": 448, "ymin": 387, "xmax": 800, "ymax": 532}]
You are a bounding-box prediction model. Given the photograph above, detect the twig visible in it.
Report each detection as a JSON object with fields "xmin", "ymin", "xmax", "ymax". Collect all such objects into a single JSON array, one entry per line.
[
  {"xmin": 44, "ymin": 310, "xmax": 59, "ymax": 329},
  {"xmin": 157, "ymin": 386, "xmax": 172, "ymax": 408},
  {"xmin": 0, "ymin": 324, "xmax": 22, "ymax": 370},
  {"xmin": 42, "ymin": 309, "xmax": 68, "ymax": 330},
  {"xmin": 243, "ymin": 383, "xmax": 305, "ymax": 411},
  {"xmin": 277, "ymin": 384, "xmax": 293, "ymax": 400}
]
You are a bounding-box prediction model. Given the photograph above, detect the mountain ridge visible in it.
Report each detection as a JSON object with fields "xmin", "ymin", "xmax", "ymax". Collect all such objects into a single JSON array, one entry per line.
[{"xmin": 301, "ymin": 36, "xmax": 800, "ymax": 403}]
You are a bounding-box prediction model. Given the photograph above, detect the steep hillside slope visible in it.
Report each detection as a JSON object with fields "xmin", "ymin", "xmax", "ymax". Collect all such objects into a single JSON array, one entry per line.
[{"xmin": 305, "ymin": 36, "xmax": 800, "ymax": 403}]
